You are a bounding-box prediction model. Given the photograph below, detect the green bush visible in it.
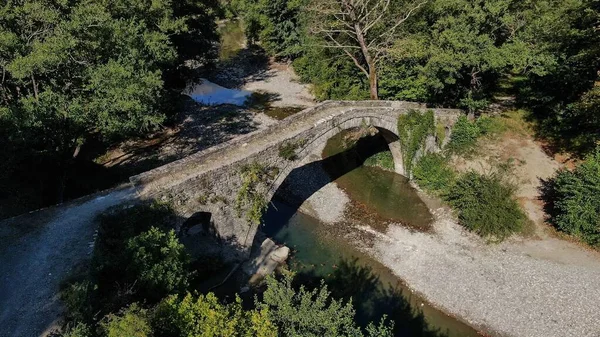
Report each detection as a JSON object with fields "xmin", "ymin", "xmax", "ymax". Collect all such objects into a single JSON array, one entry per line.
[
  {"xmin": 278, "ymin": 141, "xmax": 302, "ymax": 161},
  {"xmin": 61, "ymin": 281, "xmax": 97, "ymax": 323},
  {"xmin": 447, "ymin": 115, "xmax": 505, "ymax": 155},
  {"xmin": 545, "ymin": 148, "xmax": 600, "ymax": 247},
  {"xmin": 259, "ymin": 273, "xmax": 394, "ymax": 337},
  {"xmin": 94, "ymin": 202, "xmax": 174, "ymax": 275},
  {"xmin": 445, "ymin": 171, "xmax": 526, "ymax": 240},
  {"xmin": 127, "ymin": 228, "xmax": 194, "ymax": 298},
  {"xmin": 412, "ymin": 153, "xmax": 456, "ymax": 195},
  {"xmin": 102, "ymin": 303, "xmax": 152, "ymax": 337},
  {"xmin": 364, "ymin": 150, "xmax": 395, "ymax": 171},
  {"xmin": 61, "ymin": 322, "xmax": 91, "ymax": 337},
  {"xmin": 447, "ymin": 116, "xmax": 481, "ymax": 154},
  {"xmin": 397, "ymin": 110, "xmax": 435, "ymax": 174}
]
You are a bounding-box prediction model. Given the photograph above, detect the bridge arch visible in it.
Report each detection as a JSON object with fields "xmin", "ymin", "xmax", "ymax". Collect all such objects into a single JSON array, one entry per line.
[
  {"xmin": 130, "ymin": 101, "xmax": 461, "ymax": 255},
  {"xmin": 264, "ymin": 113, "xmax": 406, "ymax": 205}
]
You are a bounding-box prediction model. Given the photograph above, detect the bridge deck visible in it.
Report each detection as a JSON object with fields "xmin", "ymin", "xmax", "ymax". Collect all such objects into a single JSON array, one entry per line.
[{"xmin": 130, "ymin": 101, "xmax": 425, "ymax": 196}]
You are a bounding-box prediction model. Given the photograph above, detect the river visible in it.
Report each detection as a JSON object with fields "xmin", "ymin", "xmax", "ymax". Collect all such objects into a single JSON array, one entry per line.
[{"xmin": 262, "ymin": 129, "xmax": 482, "ymax": 337}]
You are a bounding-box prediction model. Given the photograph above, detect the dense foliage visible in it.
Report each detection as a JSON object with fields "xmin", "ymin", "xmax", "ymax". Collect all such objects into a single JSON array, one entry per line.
[
  {"xmin": 544, "ymin": 148, "xmax": 600, "ymax": 247},
  {"xmin": 413, "ymin": 150, "xmax": 526, "ymax": 241},
  {"xmin": 364, "ymin": 150, "xmax": 395, "ymax": 171},
  {"xmin": 0, "ymin": 0, "xmax": 219, "ymax": 216},
  {"xmin": 397, "ymin": 109, "xmax": 435, "ymax": 175},
  {"xmin": 233, "ymin": 0, "xmax": 599, "ymax": 157},
  {"xmin": 412, "ymin": 153, "xmax": 455, "ymax": 195},
  {"xmin": 235, "ymin": 162, "xmax": 277, "ymax": 225},
  {"xmin": 60, "ymin": 203, "xmax": 395, "ymax": 336},
  {"xmin": 446, "ymin": 116, "xmax": 503, "ymax": 155}
]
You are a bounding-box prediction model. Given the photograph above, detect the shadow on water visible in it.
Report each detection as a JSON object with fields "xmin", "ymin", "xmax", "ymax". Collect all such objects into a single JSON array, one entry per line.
[
  {"xmin": 261, "ymin": 129, "xmax": 481, "ymax": 336},
  {"xmin": 268, "ymin": 128, "xmax": 432, "ymax": 232},
  {"xmin": 295, "ymin": 258, "xmax": 450, "ymax": 337},
  {"xmin": 268, "ymin": 129, "xmax": 397, "ymax": 227}
]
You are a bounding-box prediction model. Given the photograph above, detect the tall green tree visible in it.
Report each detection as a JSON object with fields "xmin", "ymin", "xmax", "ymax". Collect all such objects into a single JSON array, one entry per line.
[
  {"xmin": 516, "ymin": 0, "xmax": 600, "ymax": 154},
  {"xmin": 381, "ymin": 0, "xmax": 551, "ymax": 111}
]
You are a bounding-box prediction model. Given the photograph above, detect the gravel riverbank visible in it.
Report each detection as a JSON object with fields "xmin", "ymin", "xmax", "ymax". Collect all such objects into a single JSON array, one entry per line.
[
  {"xmin": 369, "ymin": 207, "xmax": 600, "ymax": 337},
  {"xmin": 284, "ymin": 140, "xmax": 600, "ymax": 337}
]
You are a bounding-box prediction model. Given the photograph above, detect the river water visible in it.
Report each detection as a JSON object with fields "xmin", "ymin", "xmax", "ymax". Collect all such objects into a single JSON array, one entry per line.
[{"xmin": 262, "ymin": 130, "xmax": 481, "ymax": 337}]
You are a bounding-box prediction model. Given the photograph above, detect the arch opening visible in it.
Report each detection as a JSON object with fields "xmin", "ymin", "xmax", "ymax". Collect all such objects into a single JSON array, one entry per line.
[{"xmin": 258, "ymin": 124, "xmax": 430, "ymax": 245}]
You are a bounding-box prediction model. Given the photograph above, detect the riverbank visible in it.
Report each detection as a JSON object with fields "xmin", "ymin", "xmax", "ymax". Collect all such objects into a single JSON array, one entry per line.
[{"xmin": 277, "ymin": 127, "xmax": 600, "ymax": 337}]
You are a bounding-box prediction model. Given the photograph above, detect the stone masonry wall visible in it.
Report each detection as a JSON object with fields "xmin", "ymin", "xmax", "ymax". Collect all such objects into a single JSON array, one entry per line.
[{"xmin": 130, "ymin": 101, "xmax": 461, "ymax": 260}]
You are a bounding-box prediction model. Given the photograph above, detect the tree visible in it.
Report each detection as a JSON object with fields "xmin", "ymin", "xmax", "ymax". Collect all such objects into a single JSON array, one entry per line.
[
  {"xmin": 259, "ymin": 272, "xmax": 394, "ymax": 337},
  {"xmin": 127, "ymin": 228, "xmax": 193, "ymax": 298},
  {"xmin": 153, "ymin": 292, "xmax": 277, "ymax": 337},
  {"xmin": 0, "ymin": 0, "xmax": 218, "ymax": 208},
  {"xmin": 515, "ymin": 0, "xmax": 600, "ymax": 154},
  {"xmin": 102, "ymin": 304, "xmax": 153, "ymax": 337},
  {"xmin": 307, "ymin": 0, "xmax": 427, "ymax": 99}
]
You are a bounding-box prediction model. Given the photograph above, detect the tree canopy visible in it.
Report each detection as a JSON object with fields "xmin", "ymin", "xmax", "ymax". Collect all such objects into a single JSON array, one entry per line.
[{"xmin": 0, "ymin": 0, "xmax": 218, "ymax": 212}]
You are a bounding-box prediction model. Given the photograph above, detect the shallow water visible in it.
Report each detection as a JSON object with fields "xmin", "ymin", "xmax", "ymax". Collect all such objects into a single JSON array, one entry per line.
[
  {"xmin": 262, "ymin": 203, "xmax": 481, "ymax": 337},
  {"xmin": 261, "ymin": 130, "xmax": 481, "ymax": 336},
  {"xmin": 321, "ymin": 130, "xmax": 433, "ymax": 230},
  {"xmin": 185, "ymin": 78, "xmax": 252, "ymax": 106}
]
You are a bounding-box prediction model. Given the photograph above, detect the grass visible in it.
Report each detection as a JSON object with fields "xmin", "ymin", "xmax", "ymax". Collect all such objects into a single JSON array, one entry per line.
[{"xmin": 364, "ymin": 150, "xmax": 395, "ymax": 171}]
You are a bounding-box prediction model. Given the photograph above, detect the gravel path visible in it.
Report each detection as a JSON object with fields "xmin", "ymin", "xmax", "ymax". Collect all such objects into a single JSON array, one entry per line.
[
  {"xmin": 242, "ymin": 63, "xmax": 315, "ymax": 108},
  {"xmin": 0, "ymin": 187, "xmax": 135, "ymax": 337}
]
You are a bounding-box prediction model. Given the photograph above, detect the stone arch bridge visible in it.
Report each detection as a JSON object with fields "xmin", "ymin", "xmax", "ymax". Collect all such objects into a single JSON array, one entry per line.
[{"xmin": 130, "ymin": 101, "xmax": 461, "ymax": 257}]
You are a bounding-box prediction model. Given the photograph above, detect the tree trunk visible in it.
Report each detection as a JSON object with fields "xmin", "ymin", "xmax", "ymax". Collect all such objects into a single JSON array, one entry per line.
[
  {"xmin": 353, "ymin": 21, "xmax": 379, "ymax": 100},
  {"xmin": 56, "ymin": 143, "xmax": 82, "ymax": 204},
  {"xmin": 368, "ymin": 67, "xmax": 379, "ymax": 100},
  {"xmin": 31, "ymin": 74, "xmax": 39, "ymax": 101}
]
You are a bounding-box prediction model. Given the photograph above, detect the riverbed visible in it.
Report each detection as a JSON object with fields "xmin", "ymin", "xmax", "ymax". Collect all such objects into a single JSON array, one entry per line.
[{"xmin": 261, "ymin": 129, "xmax": 482, "ymax": 337}]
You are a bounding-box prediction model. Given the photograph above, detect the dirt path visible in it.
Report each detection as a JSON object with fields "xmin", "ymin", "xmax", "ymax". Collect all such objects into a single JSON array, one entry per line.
[
  {"xmin": 0, "ymin": 187, "xmax": 136, "ymax": 337},
  {"xmin": 242, "ymin": 62, "xmax": 315, "ymax": 108}
]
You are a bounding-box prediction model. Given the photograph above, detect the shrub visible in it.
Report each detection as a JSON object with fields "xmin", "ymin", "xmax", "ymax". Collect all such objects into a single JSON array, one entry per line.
[
  {"xmin": 61, "ymin": 281, "xmax": 97, "ymax": 323},
  {"xmin": 127, "ymin": 228, "xmax": 193, "ymax": 298},
  {"xmin": 445, "ymin": 171, "xmax": 526, "ymax": 240},
  {"xmin": 364, "ymin": 150, "xmax": 395, "ymax": 171},
  {"xmin": 61, "ymin": 322, "xmax": 91, "ymax": 337},
  {"xmin": 412, "ymin": 153, "xmax": 456, "ymax": 195},
  {"xmin": 153, "ymin": 292, "xmax": 277, "ymax": 337},
  {"xmin": 94, "ymin": 202, "xmax": 174, "ymax": 275},
  {"xmin": 102, "ymin": 303, "xmax": 152, "ymax": 337},
  {"xmin": 259, "ymin": 273, "xmax": 394, "ymax": 337},
  {"xmin": 545, "ymin": 148, "xmax": 600, "ymax": 247},
  {"xmin": 278, "ymin": 142, "xmax": 300, "ymax": 161},
  {"xmin": 236, "ymin": 162, "xmax": 276, "ymax": 225},
  {"xmin": 447, "ymin": 115, "xmax": 505, "ymax": 155},
  {"xmin": 447, "ymin": 116, "xmax": 481, "ymax": 154},
  {"xmin": 397, "ymin": 110, "xmax": 435, "ymax": 174}
]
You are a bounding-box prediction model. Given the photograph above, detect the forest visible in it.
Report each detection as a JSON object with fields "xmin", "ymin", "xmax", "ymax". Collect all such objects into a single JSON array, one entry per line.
[{"xmin": 0, "ymin": 0, "xmax": 598, "ymax": 217}]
